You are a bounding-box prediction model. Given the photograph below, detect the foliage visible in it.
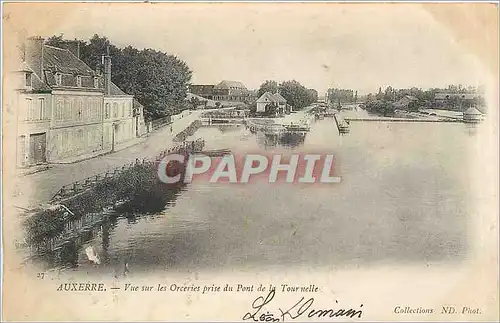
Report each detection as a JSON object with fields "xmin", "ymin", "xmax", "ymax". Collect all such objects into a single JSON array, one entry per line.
[
  {"xmin": 278, "ymin": 80, "xmax": 317, "ymax": 110},
  {"xmin": 364, "ymin": 85, "xmax": 486, "ymax": 111},
  {"xmin": 257, "ymin": 80, "xmax": 279, "ymax": 98},
  {"xmin": 189, "ymin": 96, "xmax": 201, "ymax": 110},
  {"xmin": 327, "ymin": 88, "xmax": 355, "ymax": 104},
  {"xmin": 249, "ymin": 102, "xmax": 257, "ymax": 116},
  {"xmin": 363, "ymin": 100, "xmax": 395, "ymax": 116},
  {"xmin": 255, "ymin": 80, "xmax": 317, "ymax": 111},
  {"xmin": 264, "ymin": 103, "xmax": 278, "ymax": 116},
  {"xmin": 46, "ymin": 34, "xmax": 193, "ymax": 120},
  {"xmin": 172, "ymin": 120, "xmax": 202, "ymax": 142}
]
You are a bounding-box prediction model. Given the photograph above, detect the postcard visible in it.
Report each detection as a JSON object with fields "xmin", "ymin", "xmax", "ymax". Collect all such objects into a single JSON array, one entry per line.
[{"xmin": 1, "ymin": 2, "xmax": 499, "ymax": 321}]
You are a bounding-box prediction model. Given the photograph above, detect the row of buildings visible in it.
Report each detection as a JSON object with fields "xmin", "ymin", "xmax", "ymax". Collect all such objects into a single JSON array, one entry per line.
[
  {"xmin": 14, "ymin": 37, "xmax": 147, "ymax": 168},
  {"xmin": 189, "ymin": 81, "xmax": 256, "ymax": 103}
]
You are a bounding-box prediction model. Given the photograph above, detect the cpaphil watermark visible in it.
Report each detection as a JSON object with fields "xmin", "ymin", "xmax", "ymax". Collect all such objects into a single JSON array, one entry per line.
[{"xmin": 157, "ymin": 153, "xmax": 341, "ymax": 184}]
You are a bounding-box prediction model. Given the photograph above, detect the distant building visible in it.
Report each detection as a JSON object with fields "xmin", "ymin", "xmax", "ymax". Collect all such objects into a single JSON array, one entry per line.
[
  {"xmin": 15, "ymin": 36, "xmax": 145, "ymax": 167},
  {"xmin": 189, "ymin": 84, "xmax": 215, "ymax": 100},
  {"xmin": 463, "ymin": 106, "xmax": 483, "ymax": 123},
  {"xmin": 435, "ymin": 92, "xmax": 480, "ymax": 101},
  {"xmin": 256, "ymin": 92, "xmax": 290, "ymax": 116},
  {"xmin": 393, "ymin": 95, "xmax": 418, "ymax": 110},
  {"xmin": 213, "ymin": 80, "xmax": 249, "ymax": 102},
  {"xmin": 273, "ymin": 92, "xmax": 288, "ymax": 113}
]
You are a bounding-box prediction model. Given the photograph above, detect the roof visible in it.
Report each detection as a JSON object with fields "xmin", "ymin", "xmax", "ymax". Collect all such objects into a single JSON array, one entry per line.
[
  {"xmin": 464, "ymin": 107, "xmax": 483, "ymax": 115},
  {"xmin": 133, "ymin": 98, "xmax": 144, "ymax": 109},
  {"xmin": 19, "ymin": 61, "xmax": 32, "ymax": 73},
  {"xmin": 109, "ymin": 82, "xmax": 129, "ymax": 96},
  {"xmin": 394, "ymin": 95, "xmax": 418, "ymax": 108},
  {"xmin": 215, "ymin": 80, "xmax": 247, "ymax": 90},
  {"xmin": 43, "ymin": 45, "xmax": 95, "ymax": 76},
  {"xmin": 435, "ymin": 92, "xmax": 479, "ymax": 100},
  {"xmin": 256, "ymin": 92, "xmax": 279, "ymax": 103},
  {"xmin": 19, "ymin": 61, "xmax": 51, "ymax": 91},
  {"xmin": 273, "ymin": 92, "xmax": 287, "ymax": 103}
]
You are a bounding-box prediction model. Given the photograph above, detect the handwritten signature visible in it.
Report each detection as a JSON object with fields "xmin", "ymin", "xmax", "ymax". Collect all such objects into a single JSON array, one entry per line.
[{"xmin": 242, "ymin": 289, "xmax": 363, "ymax": 322}]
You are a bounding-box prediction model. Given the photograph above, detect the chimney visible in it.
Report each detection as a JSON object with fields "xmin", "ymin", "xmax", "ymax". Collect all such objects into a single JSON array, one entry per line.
[
  {"xmin": 102, "ymin": 46, "xmax": 111, "ymax": 95},
  {"xmin": 59, "ymin": 39, "xmax": 81, "ymax": 59},
  {"xmin": 25, "ymin": 36, "xmax": 44, "ymax": 79}
]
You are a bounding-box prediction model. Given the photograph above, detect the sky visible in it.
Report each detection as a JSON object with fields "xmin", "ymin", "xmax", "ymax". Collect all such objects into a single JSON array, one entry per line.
[{"xmin": 5, "ymin": 3, "xmax": 492, "ymax": 95}]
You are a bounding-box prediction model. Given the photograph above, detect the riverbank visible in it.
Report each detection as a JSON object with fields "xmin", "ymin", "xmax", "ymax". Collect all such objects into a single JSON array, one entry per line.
[
  {"xmin": 10, "ymin": 110, "xmax": 205, "ymax": 209},
  {"xmin": 23, "ymin": 139, "xmax": 204, "ymax": 256},
  {"xmin": 345, "ymin": 117, "xmax": 462, "ymax": 123}
]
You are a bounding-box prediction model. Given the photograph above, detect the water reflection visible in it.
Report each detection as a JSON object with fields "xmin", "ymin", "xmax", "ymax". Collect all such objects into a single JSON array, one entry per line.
[
  {"xmin": 212, "ymin": 124, "xmax": 244, "ymax": 134},
  {"xmin": 30, "ymin": 119, "xmax": 476, "ymax": 272},
  {"xmin": 30, "ymin": 180, "xmax": 189, "ymax": 270},
  {"xmin": 256, "ymin": 132, "xmax": 307, "ymax": 149}
]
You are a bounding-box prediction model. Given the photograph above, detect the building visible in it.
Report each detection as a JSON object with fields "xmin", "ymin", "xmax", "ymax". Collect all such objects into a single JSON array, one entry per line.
[
  {"xmin": 133, "ymin": 99, "xmax": 147, "ymax": 136},
  {"xmin": 15, "ymin": 37, "xmax": 145, "ymax": 168},
  {"xmin": 256, "ymin": 92, "xmax": 290, "ymax": 116},
  {"xmin": 393, "ymin": 95, "xmax": 418, "ymax": 110},
  {"xmin": 189, "ymin": 85, "xmax": 215, "ymax": 100},
  {"xmin": 273, "ymin": 92, "xmax": 288, "ymax": 114},
  {"xmin": 15, "ymin": 60, "xmax": 53, "ymax": 167},
  {"xmin": 435, "ymin": 92, "xmax": 480, "ymax": 101},
  {"xmin": 212, "ymin": 80, "xmax": 249, "ymax": 102},
  {"xmin": 463, "ymin": 106, "xmax": 483, "ymax": 123}
]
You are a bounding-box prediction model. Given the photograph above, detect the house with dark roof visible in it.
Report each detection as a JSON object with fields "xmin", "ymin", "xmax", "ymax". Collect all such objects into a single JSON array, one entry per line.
[
  {"xmin": 256, "ymin": 92, "xmax": 289, "ymax": 116},
  {"xmin": 212, "ymin": 80, "xmax": 249, "ymax": 102},
  {"xmin": 15, "ymin": 36, "xmax": 145, "ymax": 167},
  {"xmin": 393, "ymin": 95, "xmax": 418, "ymax": 110},
  {"xmin": 189, "ymin": 84, "xmax": 215, "ymax": 100}
]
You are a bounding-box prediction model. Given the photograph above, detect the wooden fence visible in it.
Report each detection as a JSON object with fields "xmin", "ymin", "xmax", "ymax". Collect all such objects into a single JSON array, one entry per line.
[
  {"xmin": 49, "ymin": 138, "xmax": 205, "ymax": 203},
  {"xmin": 151, "ymin": 115, "xmax": 172, "ymax": 130}
]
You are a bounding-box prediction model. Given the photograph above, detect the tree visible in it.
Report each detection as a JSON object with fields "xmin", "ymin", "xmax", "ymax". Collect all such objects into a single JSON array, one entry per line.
[
  {"xmin": 384, "ymin": 86, "xmax": 394, "ymax": 101},
  {"xmin": 249, "ymin": 102, "xmax": 257, "ymax": 115},
  {"xmin": 327, "ymin": 88, "xmax": 354, "ymax": 104},
  {"xmin": 265, "ymin": 103, "xmax": 277, "ymax": 116},
  {"xmin": 364, "ymin": 100, "xmax": 395, "ymax": 116},
  {"xmin": 45, "ymin": 34, "xmax": 65, "ymax": 47},
  {"xmin": 189, "ymin": 96, "xmax": 200, "ymax": 110},
  {"xmin": 45, "ymin": 34, "xmax": 193, "ymax": 120},
  {"xmin": 278, "ymin": 80, "xmax": 316, "ymax": 110},
  {"xmin": 258, "ymin": 80, "xmax": 279, "ymax": 97}
]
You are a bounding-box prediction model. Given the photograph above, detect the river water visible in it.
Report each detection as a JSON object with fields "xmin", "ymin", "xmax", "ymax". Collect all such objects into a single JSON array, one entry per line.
[{"xmin": 35, "ymin": 113, "xmax": 479, "ymax": 275}]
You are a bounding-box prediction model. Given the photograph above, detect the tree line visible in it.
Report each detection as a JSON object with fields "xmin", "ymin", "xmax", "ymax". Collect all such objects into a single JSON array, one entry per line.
[
  {"xmin": 46, "ymin": 34, "xmax": 193, "ymax": 121},
  {"xmin": 362, "ymin": 85, "xmax": 486, "ymax": 116},
  {"xmin": 257, "ymin": 80, "xmax": 318, "ymax": 110},
  {"xmin": 327, "ymin": 88, "xmax": 358, "ymax": 106}
]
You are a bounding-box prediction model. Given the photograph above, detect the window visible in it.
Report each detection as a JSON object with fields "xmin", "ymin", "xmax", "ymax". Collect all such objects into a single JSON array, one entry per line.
[
  {"xmin": 94, "ymin": 77, "xmax": 99, "ymax": 89},
  {"xmin": 25, "ymin": 98, "xmax": 33, "ymax": 120},
  {"xmin": 38, "ymin": 98, "xmax": 45, "ymax": 120},
  {"xmin": 55, "ymin": 73, "xmax": 62, "ymax": 85},
  {"xmin": 76, "ymin": 75, "xmax": 82, "ymax": 87},
  {"xmin": 113, "ymin": 102, "xmax": 118, "ymax": 118},
  {"xmin": 121, "ymin": 103, "xmax": 125, "ymax": 117},
  {"xmin": 25, "ymin": 73, "xmax": 32, "ymax": 88}
]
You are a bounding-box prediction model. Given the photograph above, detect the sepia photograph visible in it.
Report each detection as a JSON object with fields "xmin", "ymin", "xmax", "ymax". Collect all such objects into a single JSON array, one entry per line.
[{"xmin": 1, "ymin": 2, "xmax": 499, "ymax": 321}]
